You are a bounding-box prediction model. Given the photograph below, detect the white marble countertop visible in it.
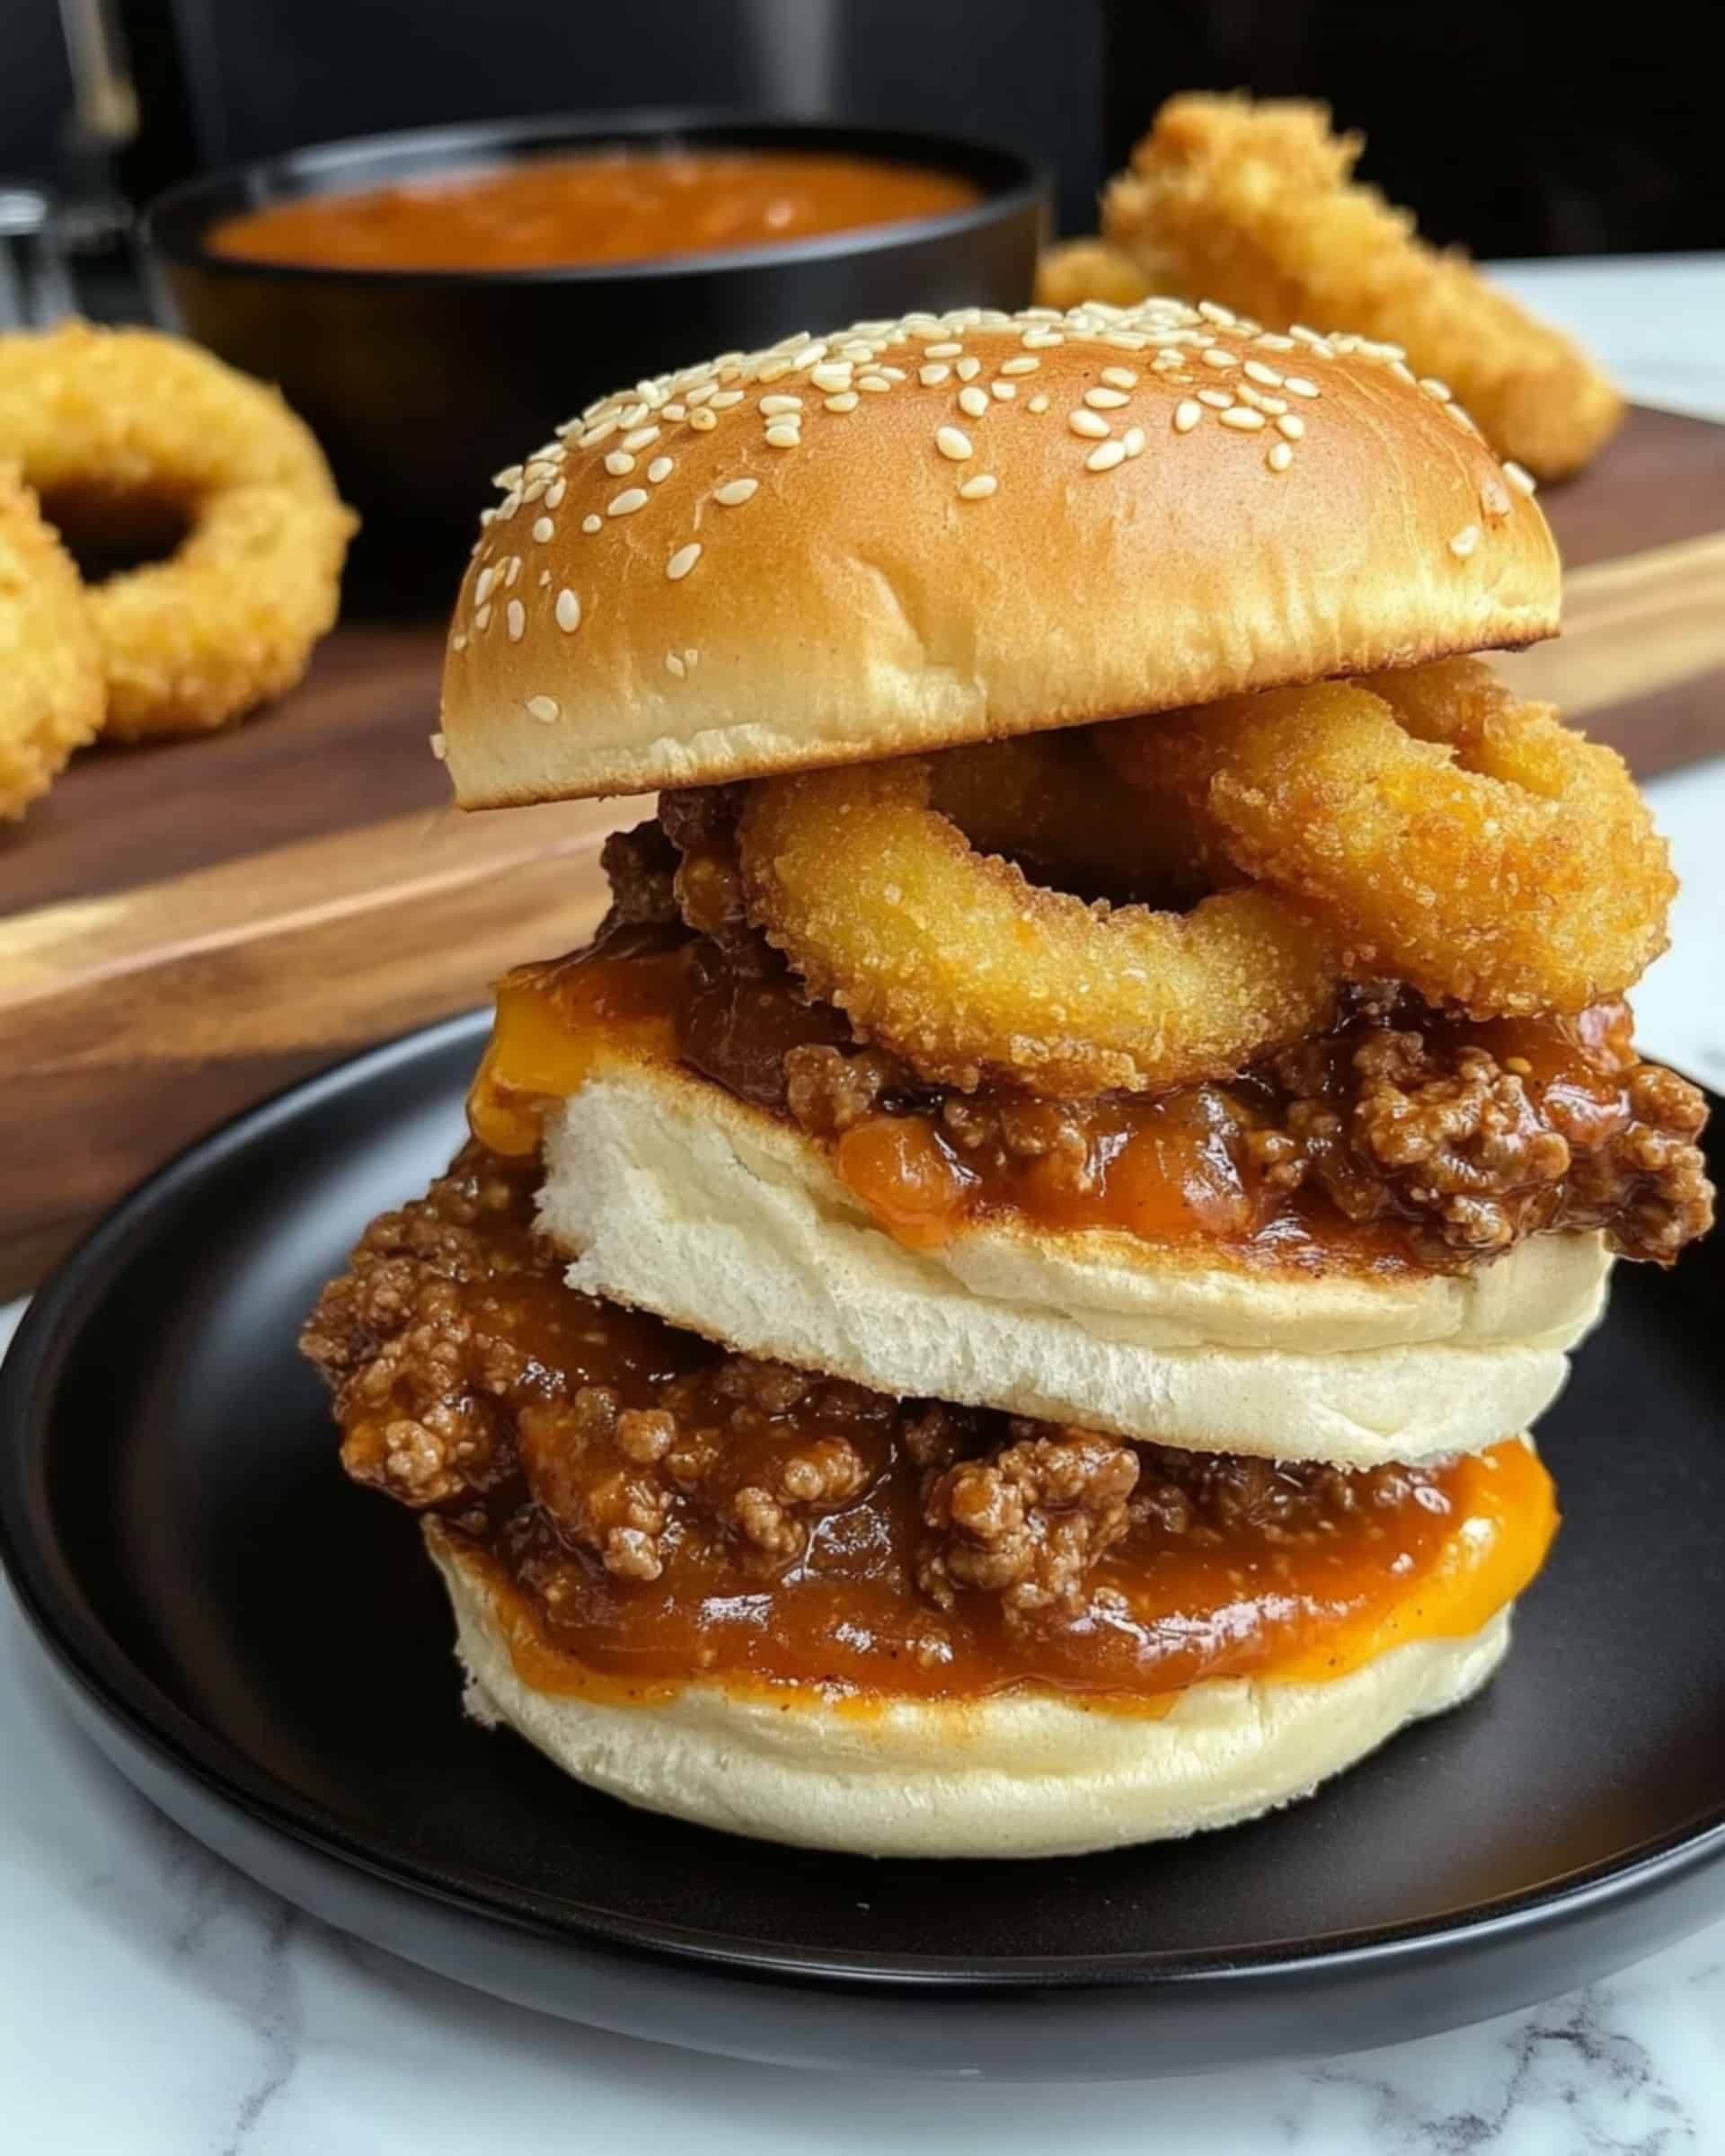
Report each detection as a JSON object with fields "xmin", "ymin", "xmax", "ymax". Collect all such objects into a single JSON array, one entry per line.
[{"xmin": 4, "ymin": 255, "xmax": 1723, "ymax": 2152}]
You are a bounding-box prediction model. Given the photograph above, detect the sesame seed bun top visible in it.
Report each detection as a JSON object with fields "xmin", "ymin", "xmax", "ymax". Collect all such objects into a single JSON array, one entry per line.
[{"xmin": 438, "ymin": 298, "xmax": 1561, "ymax": 807}]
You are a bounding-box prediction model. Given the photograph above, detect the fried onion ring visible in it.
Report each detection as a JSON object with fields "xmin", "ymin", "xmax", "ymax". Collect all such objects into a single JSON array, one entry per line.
[
  {"xmin": 1101, "ymin": 661, "xmax": 1673, "ymax": 1017},
  {"xmin": 739, "ymin": 747, "xmax": 1341, "ymax": 1096},
  {"xmin": 1102, "ymin": 94, "xmax": 1623, "ymax": 482},
  {"xmin": 0, "ymin": 464, "xmax": 103, "ymax": 819},
  {"xmin": 0, "ymin": 322, "xmax": 356, "ymax": 738}
]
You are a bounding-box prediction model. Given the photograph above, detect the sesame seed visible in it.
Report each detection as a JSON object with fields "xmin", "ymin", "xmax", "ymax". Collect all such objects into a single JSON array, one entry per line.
[
  {"xmin": 958, "ymin": 385, "xmax": 990, "ymax": 419},
  {"xmin": 685, "ymin": 381, "xmax": 718, "ymax": 405},
  {"xmin": 1101, "ymin": 366, "xmax": 1138, "ymax": 389},
  {"xmin": 1123, "ymin": 425, "xmax": 1146, "ymax": 457},
  {"xmin": 685, "ymin": 648, "xmax": 699, "ymax": 667},
  {"xmin": 1084, "ymin": 386, "xmax": 1131, "ymax": 410},
  {"xmin": 759, "ymin": 394, "xmax": 802, "ymax": 415},
  {"xmin": 532, "ymin": 516, "xmax": 555, "ymax": 542},
  {"xmin": 989, "ymin": 380, "xmax": 1016, "ymax": 402},
  {"xmin": 825, "ymin": 392, "xmax": 860, "ymax": 412},
  {"xmin": 646, "ymin": 456, "xmax": 672, "ymax": 484},
  {"xmin": 1200, "ymin": 347, "xmax": 1238, "ymax": 371},
  {"xmin": 713, "ymin": 477, "xmax": 758, "ymax": 506},
  {"xmin": 1027, "ymin": 393, "xmax": 1050, "ymax": 413},
  {"xmin": 661, "ymin": 403, "xmax": 686, "ymax": 421},
  {"xmin": 918, "ymin": 363, "xmax": 951, "ymax": 386},
  {"xmin": 958, "ymin": 473, "xmax": 998, "ymax": 500},
  {"xmin": 924, "ymin": 340, "xmax": 962, "ymax": 358},
  {"xmin": 1449, "ymin": 525, "xmax": 1482, "ymax": 558},
  {"xmin": 474, "ymin": 604, "xmax": 491, "ymax": 631},
  {"xmin": 1276, "ymin": 413, "xmax": 1305, "ymax": 440},
  {"xmin": 1243, "ymin": 358, "xmax": 1283, "ymax": 387},
  {"xmin": 765, "ymin": 422, "xmax": 801, "ymax": 448},
  {"xmin": 503, "ymin": 556, "xmax": 521, "ymax": 586},
  {"xmin": 1480, "ymin": 474, "xmax": 1512, "ymax": 520},
  {"xmin": 555, "ymin": 588, "xmax": 581, "ymax": 632},
  {"xmin": 506, "ymin": 599, "xmax": 526, "ymax": 641},
  {"xmin": 1419, "ymin": 376, "xmax": 1453, "ymax": 402},
  {"xmin": 666, "ymin": 653, "xmax": 686, "ymax": 679},
  {"xmin": 687, "ymin": 407, "xmax": 718, "ymax": 432},
  {"xmin": 1000, "ymin": 355, "xmax": 1039, "ymax": 376},
  {"xmin": 1173, "ymin": 400, "xmax": 1201, "ymax": 433},
  {"xmin": 605, "ymin": 450, "xmax": 636, "ymax": 476},
  {"xmin": 955, "ymin": 356, "xmax": 982, "ymax": 381},
  {"xmin": 667, "ymin": 542, "xmax": 703, "ymax": 580},
  {"xmin": 935, "ymin": 426, "xmax": 974, "ymax": 462},
  {"xmin": 544, "ymin": 478, "xmax": 567, "ymax": 508},
  {"xmin": 429, "ymin": 731, "xmax": 447, "ymax": 759},
  {"xmin": 1219, "ymin": 405, "xmax": 1266, "ymax": 431},
  {"xmin": 1068, "ymin": 408, "xmax": 1111, "ymax": 438},
  {"xmin": 526, "ymin": 694, "xmax": 560, "ymax": 723},
  {"xmin": 1197, "ymin": 387, "xmax": 1234, "ymax": 410},
  {"xmin": 1503, "ymin": 461, "xmax": 1537, "ymax": 497},
  {"xmin": 756, "ymin": 360, "xmax": 791, "ymax": 384},
  {"xmin": 809, "ymin": 363, "xmax": 852, "ymax": 393},
  {"xmin": 608, "ymin": 488, "xmax": 649, "ymax": 516},
  {"xmin": 1267, "ymin": 441, "xmax": 1294, "ymax": 473},
  {"xmin": 1198, "ymin": 299, "xmax": 1236, "ymax": 325},
  {"xmin": 581, "ymin": 514, "xmax": 602, "ymax": 535},
  {"xmin": 1390, "ymin": 360, "xmax": 1416, "ymax": 385},
  {"xmin": 1256, "ymin": 332, "xmax": 1297, "ymax": 351},
  {"xmin": 710, "ymin": 388, "xmax": 745, "ymax": 408},
  {"xmin": 1022, "ymin": 328, "xmax": 1064, "ymax": 348},
  {"xmin": 450, "ymin": 633, "xmax": 467, "ymax": 653},
  {"xmin": 1085, "ymin": 439, "xmax": 1128, "ymax": 472},
  {"xmin": 623, "ymin": 426, "xmax": 660, "ymax": 452},
  {"xmin": 1284, "ymin": 376, "xmax": 1320, "ymax": 399},
  {"xmin": 474, "ymin": 565, "xmax": 495, "ymax": 605}
]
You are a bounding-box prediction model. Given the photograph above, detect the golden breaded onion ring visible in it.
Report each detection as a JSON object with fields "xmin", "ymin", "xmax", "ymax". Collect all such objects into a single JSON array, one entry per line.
[
  {"xmin": 0, "ymin": 322, "xmax": 356, "ymax": 738},
  {"xmin": 1102, "ymin": 661, "xmax": 1674, "ymax": 1017},
  {"xmin": 0, "ymin": 464, "xmax": 103, "ymax": 819},
  {"xmin": 739, "ymin": 744, "xmax": 1341, "ymax": 1096}
]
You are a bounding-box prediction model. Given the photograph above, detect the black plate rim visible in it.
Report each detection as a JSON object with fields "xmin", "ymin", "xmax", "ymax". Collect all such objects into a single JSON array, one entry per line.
[
  {"xmin": 144, "ymin": 109, "xmax": 1048, "ymax": 292},
  {"xmin": 3, "ymin": 1012, "xmax": 1723, "ymax": 1998}
]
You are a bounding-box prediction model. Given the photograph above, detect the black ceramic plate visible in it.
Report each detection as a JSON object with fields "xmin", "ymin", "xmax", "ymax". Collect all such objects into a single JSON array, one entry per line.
[{"xmin": 2, "ymin": 1012, "xmax": 1722, "ymax": 2079}]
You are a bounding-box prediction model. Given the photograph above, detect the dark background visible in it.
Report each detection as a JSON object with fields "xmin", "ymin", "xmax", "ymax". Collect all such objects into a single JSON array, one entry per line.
[{"xmin": 4, "ymin": 0, "xmax": 1721, "ymax": 258}]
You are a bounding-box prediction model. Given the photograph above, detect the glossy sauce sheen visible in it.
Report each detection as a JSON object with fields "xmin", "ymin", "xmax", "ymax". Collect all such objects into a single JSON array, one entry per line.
[
  {"xmin": 208, "ymin": 150, "xmax": 982, "ymax": 272},
  {"xmin": 467, "ymin": 939, "xmax": 1641, "ymax": 1273},
  {"xmin": 333, "ymin": 1153, "xmax": 1556, "ymax": 1707}
]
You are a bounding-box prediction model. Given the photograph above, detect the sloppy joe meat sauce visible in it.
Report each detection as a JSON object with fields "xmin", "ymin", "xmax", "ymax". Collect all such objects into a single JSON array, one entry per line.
[
  {"xmin": 469, "ymin": 925, "xmax": 1677, "ymax": 1274},
  {"xmin": 303, "ymin": 1145, "xmax": 1555, "ymax": 1709},
  {"xmin": 208, "ymin": 149, "xmax": 981, "ymax": 273}
]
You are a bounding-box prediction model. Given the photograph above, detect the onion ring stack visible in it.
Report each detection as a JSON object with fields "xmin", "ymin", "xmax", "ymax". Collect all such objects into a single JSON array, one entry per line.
[
  {"xmin": 0, "ymin": 322, "xmax": 355, "ymax": 740},
  {"xmin": 0, "ymin": 464, "xmax": 104, "ymax": 820}
]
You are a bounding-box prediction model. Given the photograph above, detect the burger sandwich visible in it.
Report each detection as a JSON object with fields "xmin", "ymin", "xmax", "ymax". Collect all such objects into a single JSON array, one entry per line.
[{"xmin": 303, "ymin": 299, "xmax": 1712, "ymax": 1858}]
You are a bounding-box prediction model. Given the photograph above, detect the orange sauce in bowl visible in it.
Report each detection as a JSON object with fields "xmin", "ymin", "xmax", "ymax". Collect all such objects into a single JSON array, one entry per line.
[{"xmin": 208, "ymin": 149, "xmax": 984, "ymax": 272}]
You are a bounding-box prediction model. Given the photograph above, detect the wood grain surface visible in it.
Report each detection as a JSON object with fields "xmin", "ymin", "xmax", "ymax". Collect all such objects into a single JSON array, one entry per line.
[{"xmin": 2, "ymin": 402, "xmax": 1723, "ymax": 1294}]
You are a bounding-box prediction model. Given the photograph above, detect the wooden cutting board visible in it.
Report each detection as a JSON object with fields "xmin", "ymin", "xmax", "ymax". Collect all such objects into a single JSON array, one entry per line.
[{"xmin": 2, "ymin": 402, "xmax": 1722, "ymax": 1295}]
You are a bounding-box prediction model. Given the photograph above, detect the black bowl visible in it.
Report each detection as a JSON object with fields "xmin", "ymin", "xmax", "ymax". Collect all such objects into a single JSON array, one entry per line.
[{"xmin": 145, "ymin": 111, "xmax": 1048, "ymax": 589}]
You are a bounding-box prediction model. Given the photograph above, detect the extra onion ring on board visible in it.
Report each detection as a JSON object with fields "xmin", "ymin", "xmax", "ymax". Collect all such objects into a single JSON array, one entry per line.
[
  {"xmin": 0, "ymin": 322, "xmax": 356, "ymax": 738},
  {"xmin": 1101, "ymin": 660, "xmax": 1674, "ymax": 1018},
  {"xmin": 0, "ymin": 464, "xmax": 103, "ymax": 819},
  {"xmin": 739, "ymin": 743, "xmax": 1341, "ymax": 1097}
]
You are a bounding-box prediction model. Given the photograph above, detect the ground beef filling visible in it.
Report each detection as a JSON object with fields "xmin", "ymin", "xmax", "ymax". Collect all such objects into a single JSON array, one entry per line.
[
  {"xmin": 301, "ymin": 1145, "xmax": 1544, "ymax": 1701},
  {"xmin": 594, "ymin": 807, "xmax": 1712, "ymax": 1271}
]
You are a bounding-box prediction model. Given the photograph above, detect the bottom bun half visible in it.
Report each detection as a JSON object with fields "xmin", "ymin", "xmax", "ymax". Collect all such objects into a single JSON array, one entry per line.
[{"xmin": 427, "ymin": 1525, "xmax": 1512, "ymax": 1860}]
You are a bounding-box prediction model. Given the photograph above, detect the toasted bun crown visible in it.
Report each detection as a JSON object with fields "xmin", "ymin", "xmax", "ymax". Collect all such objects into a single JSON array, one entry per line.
[{"xmin": 440, "ymin": 299, "xmax": 1560, "ymax": 807}]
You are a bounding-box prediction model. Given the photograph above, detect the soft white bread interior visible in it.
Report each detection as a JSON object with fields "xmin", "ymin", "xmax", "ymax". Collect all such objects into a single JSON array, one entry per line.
[
  {"xmin": 439, "ymin": 299, "xmax": 1558, "ymax": 808},
  {"xmin": 536, "ymin": 1058, "xmax": 1608, "ymax": 1468},
  {"xmin": 429, "ymin": 1524, "xmax": 1512, "ymax": 1859}
]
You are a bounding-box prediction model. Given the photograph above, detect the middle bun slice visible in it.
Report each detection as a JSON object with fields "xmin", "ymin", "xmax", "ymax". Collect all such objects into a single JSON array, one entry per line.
[{"xmin": 533, "ymin": 1046, "xmax": 1607, "ymax": 1469}]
